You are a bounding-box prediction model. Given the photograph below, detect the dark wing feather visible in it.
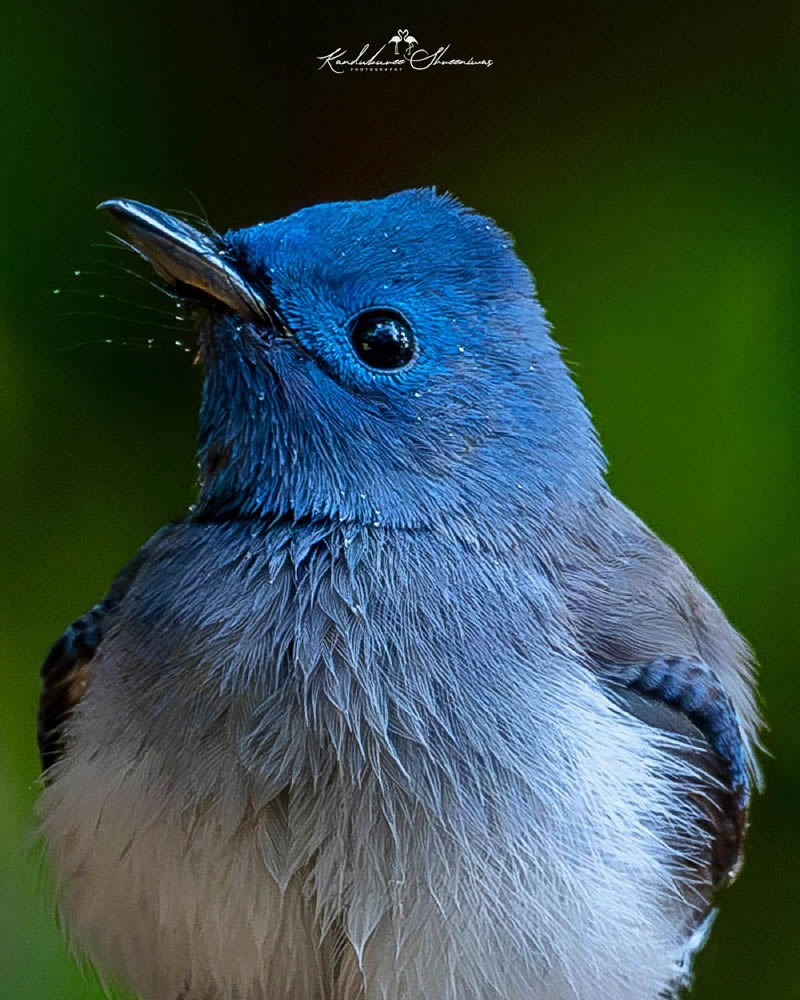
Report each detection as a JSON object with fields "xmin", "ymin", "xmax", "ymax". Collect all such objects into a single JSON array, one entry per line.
[
  {"xmin": 38, "ymin": 522, "xmax": 181, "ymax": 774},
  {"xmin": 606, "ymin": 656, "xmax": 750, "ymax": 919},
  {"xmin": 38, "ymin": 599, "xmax": 115, "ymax": 771}
]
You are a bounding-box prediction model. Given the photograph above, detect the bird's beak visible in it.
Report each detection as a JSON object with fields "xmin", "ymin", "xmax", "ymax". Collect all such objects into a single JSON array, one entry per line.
[{"xmin": 98, "ymin": 198, "xmax": 269, "ymax": 323}]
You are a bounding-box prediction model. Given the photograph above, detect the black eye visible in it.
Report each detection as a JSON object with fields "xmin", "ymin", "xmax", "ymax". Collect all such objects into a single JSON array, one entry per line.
[{"xmin": 349, "ymin": 310, "xmax": 416, "ymax": 371}]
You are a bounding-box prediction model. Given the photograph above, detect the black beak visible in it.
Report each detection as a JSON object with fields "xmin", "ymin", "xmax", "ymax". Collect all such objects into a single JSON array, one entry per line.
[{"xmin": 98, "ymin": 198, "xmax": 269, "ymax": 323}]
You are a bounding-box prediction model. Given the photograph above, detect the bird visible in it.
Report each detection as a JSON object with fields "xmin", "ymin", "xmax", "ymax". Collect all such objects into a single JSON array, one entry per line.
[{"xmin": 36, "ymin": 189, "xmax": 761, "ymax": 1000}]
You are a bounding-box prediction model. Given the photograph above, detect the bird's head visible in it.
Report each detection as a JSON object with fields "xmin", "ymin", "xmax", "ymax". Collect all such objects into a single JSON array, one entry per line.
[{"xmin": 102, "ymin": 189, "xmax": 604, "ymax": 538}]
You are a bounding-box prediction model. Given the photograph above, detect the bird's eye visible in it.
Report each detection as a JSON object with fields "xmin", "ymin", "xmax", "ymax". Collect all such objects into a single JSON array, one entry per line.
[{"xmin": 349, "ymin": 310, "xmax": 416, "ymax": 371}]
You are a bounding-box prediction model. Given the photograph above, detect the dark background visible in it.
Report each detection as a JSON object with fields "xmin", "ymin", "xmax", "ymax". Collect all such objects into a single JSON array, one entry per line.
[{"xmin": 2, "ymin": 2, "xmax": 798, "ymax": 997}]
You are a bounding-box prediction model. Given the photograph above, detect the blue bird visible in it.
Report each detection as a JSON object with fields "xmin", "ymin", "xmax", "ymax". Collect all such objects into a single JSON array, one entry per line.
[{"xmin": 37, "ymin": 190, "xmax": 760, "ymax": 1000}]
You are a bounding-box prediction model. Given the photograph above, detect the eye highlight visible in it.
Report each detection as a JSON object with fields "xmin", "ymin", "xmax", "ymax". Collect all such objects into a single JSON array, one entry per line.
[{"xmin": 349, "ymin": 310, "xmax": 416, "ymax": 371}]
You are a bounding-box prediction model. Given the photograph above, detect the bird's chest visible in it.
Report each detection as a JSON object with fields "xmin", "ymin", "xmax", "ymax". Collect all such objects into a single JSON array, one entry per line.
[
  {"xmin": 39, "ymin": 526, "xmax": 578, "ymax": 1000},
  {"xmin": 38, "ymin": 711, "xmax": 377, "ymax": 1000}
]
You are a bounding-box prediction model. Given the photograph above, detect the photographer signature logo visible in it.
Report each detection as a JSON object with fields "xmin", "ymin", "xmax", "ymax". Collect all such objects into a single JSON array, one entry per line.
[{"xmin": 318, "ymin": 27, "xmax": 493, "ymax": 74}]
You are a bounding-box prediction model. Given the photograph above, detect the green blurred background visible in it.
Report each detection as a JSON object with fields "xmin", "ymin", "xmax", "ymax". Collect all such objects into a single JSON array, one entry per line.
[{"xmin": 2, "ymin": 2, "xmax": 798, "ymax": 997}]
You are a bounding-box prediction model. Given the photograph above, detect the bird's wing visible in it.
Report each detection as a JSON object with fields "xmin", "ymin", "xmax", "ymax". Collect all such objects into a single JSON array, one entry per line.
[
  {"xmin": 605, "ymin": 657, "xmax": 750, "ymax": 897},
  {"xmin": 39, "ymin": 599, "xmax": 114, "ymax": 773},
  {"xmin": 561, "ymin": 496, "xmax": 759, "ymax": 924},
  {"xmin": 38, "ymin": 523, "xmax": 179, "ymax": 774}
]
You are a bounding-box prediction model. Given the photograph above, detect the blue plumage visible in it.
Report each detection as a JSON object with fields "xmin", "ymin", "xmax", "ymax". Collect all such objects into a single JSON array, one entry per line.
[
  {"xmin": 36, "ymin": 190, "xmax": 760, "ymax": 1000},
  {"xmin": 194, "ymin": 190, "xmax": 602, "ymax": 532}
]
